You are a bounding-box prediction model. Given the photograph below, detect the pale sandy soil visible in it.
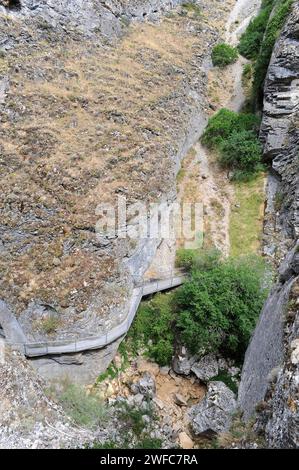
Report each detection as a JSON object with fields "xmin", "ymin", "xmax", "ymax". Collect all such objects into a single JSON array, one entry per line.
[{"xmin": 175, "ymin": 0, "xmax": 263, "ymax": 258}]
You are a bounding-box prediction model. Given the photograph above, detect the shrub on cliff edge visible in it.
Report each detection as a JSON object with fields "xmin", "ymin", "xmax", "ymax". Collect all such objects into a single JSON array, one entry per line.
[
  {"xmin": 211, "ymin": 43, "xmax": 238, "ymax": 67},
  {"xmin": 174, "ymin": 256, "xmax": 267, "ymax": 361}
]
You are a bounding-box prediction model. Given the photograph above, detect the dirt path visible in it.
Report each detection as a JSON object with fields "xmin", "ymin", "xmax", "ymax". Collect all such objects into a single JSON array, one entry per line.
[
  {"xmin": 225, "ymin": 0, "xmax": 262, "ymax": 45},
  {"xmin": 176, "ymin": 0, "xmax": 262, "ymax": 257}
]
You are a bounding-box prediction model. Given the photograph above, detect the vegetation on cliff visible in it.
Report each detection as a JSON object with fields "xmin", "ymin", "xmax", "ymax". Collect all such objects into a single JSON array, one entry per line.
[
  {"xmin": 127, "ymin": 251, "xmax": 268, "ymax": 365},
  {"xmin": 201, "ymin": 109, "xmax": 262, "ymax": 180},
  {"xmin": 211, "ymin": 43, "xmax": 239, "ymax": 67},
  {"xmin": 175, "ymin": 252, "xmax": 267, "ymax": 361},
  {"xmin": 238, "ymin": 0, "xmax": 294, "ymax": 102}
]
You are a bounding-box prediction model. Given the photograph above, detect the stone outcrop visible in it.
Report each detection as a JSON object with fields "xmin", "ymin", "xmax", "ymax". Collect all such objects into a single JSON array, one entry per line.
[
  {"xmin": 191, "ymin": 353, "xmax": 218, "ymax": 382},
  {"xmin": 0, "ymin": 0, "xmax": 230, "ymax": 381},
  {"xmin": 0, "ymin": 0, "xmax": 185, "ymax": 40},
  {"xmin": 238, "ymin": 2, "xmax": 299, "ymax": 448},
  {"xmin": 172, "ymin": 346, "xmax": 198, "ymax": 376},
  {"xmin": 189, "ymin": 381, "xmax": 236, "ymax": 436}
]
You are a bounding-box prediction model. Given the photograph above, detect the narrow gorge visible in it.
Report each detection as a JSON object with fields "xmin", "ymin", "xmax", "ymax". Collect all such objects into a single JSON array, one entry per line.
[{"xmin": 0, "ymin": 0, "xmax": 298, "ymax": 451}]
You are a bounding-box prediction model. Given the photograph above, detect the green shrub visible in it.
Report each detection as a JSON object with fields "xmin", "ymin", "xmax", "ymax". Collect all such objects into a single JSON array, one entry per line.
[
  {"xmin": 126, "ymin": 293, "xmax": 175, "ymax": 366},
  {"xmin": 242, "ymin": 63, "xmax": 253, "ymax": 79},
  {"xmin": 182, "ymin": 2, "xmax": 202, "ymax": 17},
  {"xmin": 201, "ymin": 109, "xmax": 262, "ymax": 179},
  {"xmin": 238, "ymin": 2, "xmax": 274, "ymax": 59},
  {"xmin": 176, "ymin": 247, "xmax": 221, "ymax": 272},
  {"xmin": 219, "ymin": 130, "xmax": 263, "ymax": 178},
  {"xmin": 135, "ymin": 437, "xmax": 163, "ymax": 449},
  {"xmin": 211, "ymin": 43, "xmax": 238, "ymax": 67},
  {"xmin": 202, "ymin": 108, "xmax": 260, "ymax": 149},
  {"xmin": 253, "ymin": 0, "xmax": 293, "ymax": 100},
  {"xmin": 59, "ymin": 384, "xmax": 107, "ymax": 428},
  {"xmin": 174, "ymin": 256, "xmax": 268, "ymax": 360}
]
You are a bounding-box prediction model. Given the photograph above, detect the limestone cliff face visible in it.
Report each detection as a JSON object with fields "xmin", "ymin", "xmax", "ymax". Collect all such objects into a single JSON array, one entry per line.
[
  {"xmin": 0, "ymin": 0, "xmax": 184, "ymax": 38},
  {"xmin": 238, "ymin": 2, "xmax": 299, "ymax": 448},
  {"xmin": 0, "ymin": 1, "xmax": 229, "ymax": 380}
]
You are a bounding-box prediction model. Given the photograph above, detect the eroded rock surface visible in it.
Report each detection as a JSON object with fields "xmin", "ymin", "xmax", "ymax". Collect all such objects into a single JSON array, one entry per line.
[
  {"xmin": 239, "ymin": 2, "xmax": 299, "ymax": 448},
  {"xmin": 0, "ymin": 344, "xmax": 96, "ymax": 448},
  {"xmin": 191, "ymin": 353, "xmax": 218, "ymax": 382},
  {"xmin": 0, "ymin": 1, "xmax": 230, "ymax": 369},
  {"xmin": 189, "ymin": 381, "xmax": 236, "ymax": 436}
]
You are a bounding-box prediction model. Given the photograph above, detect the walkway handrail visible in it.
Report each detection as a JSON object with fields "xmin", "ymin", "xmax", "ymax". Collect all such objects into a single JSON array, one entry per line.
[{"xmin": 5, "ymin": 272, "xmax": 187, "ymax": 357}]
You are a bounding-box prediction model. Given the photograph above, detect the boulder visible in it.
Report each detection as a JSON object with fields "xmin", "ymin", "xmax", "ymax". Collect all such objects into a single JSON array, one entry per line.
[
  {"xmin": 173, "ymin": 393, "xmax": 188, "ymax": 407},
  {"xmin": 178, "ymin": 432, "xmax": 194, "ymax": 449},
  {"xmin": 172, "ymin": 347, "xmax": 197, "ymax": 376},
  {"xmin": 188, "ymin": 381, "xmax": 236, "ymax": 436},
  {"xmin": 131, "ymin": 372, "xmax": 156, "ymax": 398},
  {"xmin": 191, "ymin": 354, "xmax": 218, "ymax": 382},
  {"xmin": 159, "ymin": 366, "xmax": 170, "ymax": 376}
]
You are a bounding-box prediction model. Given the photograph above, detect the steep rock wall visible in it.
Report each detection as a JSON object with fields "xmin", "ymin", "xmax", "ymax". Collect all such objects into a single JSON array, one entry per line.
[
  {"xmin": 0, "ymin": 1, "xmax": 231, "ymax": 381},
  {"xmin": 238, "ymin": 2, "xmax": 299, "ymax": 448},
  {"xmin": 0, "ymin": 0, "xmax": 184, "ymax": 39}
]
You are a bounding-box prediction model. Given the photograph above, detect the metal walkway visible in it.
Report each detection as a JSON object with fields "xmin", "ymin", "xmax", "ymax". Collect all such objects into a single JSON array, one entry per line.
[{"xmin": 3, "ymin": 272, "xmax": 186, "ymax": 358}]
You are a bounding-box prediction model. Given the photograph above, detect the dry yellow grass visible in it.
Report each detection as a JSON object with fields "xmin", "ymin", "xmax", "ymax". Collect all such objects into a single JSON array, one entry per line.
[{"xmin": 0, "ymin": 2, "xmax": 232, "ymax": 320}]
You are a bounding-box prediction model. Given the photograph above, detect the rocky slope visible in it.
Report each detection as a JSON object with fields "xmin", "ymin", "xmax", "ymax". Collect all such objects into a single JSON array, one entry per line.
[
  {"xmin": 238, "ymin": 1, "xmax": 299, "ymax": 448},
  {"xmin": 0, "ymin": 0, "xmax": 235, "ymax": 380},
  {"xmin": 0, "ymin": 341, "xmax": 96, "ymax": 448}
]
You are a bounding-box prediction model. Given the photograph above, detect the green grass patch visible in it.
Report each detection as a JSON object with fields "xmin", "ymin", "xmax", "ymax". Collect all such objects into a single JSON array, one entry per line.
[
  {"xmin": 230, "ymin": 174, "xmax": 265, "ymax": 257},
  {"xmin": 59, "ymin": 383, "xmax": 107, "ymax": 428},
  {"xmin": 211, "ymin": 43, "xmax": 238, "ymax": 67},
  {"xmin": 89, "ymin": 401, "xmax": 161, "ymax": 449},
  {"xmin": 242, "ymin": 63, "xmax": 253, "ymax": 86}
]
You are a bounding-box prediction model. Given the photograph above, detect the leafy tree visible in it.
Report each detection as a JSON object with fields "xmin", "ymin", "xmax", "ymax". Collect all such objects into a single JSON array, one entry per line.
[
  {"xmin": 174, "ymin": 256, "xmax": 267, "ymax": 360},
  {"xmin": 219, "ymin": 130, "xmax": 263, "ymax": 178}
]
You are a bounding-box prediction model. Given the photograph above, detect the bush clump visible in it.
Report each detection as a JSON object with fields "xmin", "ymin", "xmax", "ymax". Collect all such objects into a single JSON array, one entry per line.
[
  {"xmin": 126, "ymin": 293, "xmax": 175, "ymax": 366},
  {"xmin": 211, "ymin": 43, "xmax": 238, "ymax": 67},
  {"xmin": 253, "ymin": 0, "xmax": 294, "ymax": 100},
  {"xmin": 176, "ymin": 247, "xmax": 221, "ymax": 272},
  {"xmin": 219, "ymin": 130, "xmax": 263, "ymax": 179},
  {"xmin": 238, "ymin": 1, "xmax": 274, "ymax": 59},
  {"xmin": 202, "ymin": 108, "xmax": 262, "ymax": 180},
  {"xmin": 59, "ymin": 383, "xmax": 107, "ymax": 428},
  {"xmin": 174, "ymin": 255, "xmax": 268, "ymax": 361}
]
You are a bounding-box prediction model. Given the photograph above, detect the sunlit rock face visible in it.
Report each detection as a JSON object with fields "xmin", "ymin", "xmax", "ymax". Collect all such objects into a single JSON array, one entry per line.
[{"xmin": 0, "ymin": 0, "xmax": 227, "ymax": 380}]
